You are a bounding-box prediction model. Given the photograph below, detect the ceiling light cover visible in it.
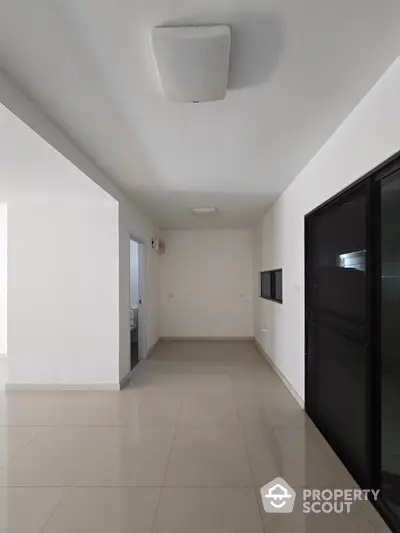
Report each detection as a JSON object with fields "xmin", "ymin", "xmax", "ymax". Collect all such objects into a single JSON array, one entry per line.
[
  {"xmin": 152, "ymin": 25, "xmax": 231, "ymax": 103},
  {"xmin": 191, "ymin": 206, "xmax": 218, "ymax": 216}
]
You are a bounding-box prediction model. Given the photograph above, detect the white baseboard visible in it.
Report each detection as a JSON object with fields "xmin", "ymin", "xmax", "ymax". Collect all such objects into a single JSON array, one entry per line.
[
  {"xmin": 254, "ymin": 340, "xmax": 304, "ymax": 409},
  {"xmin": 6, "ymin": 382, "xmax": 120, "ymax": 391},
  {"xmin": 159, "ymin": 336, "xmax": 254, "ymax": 342}
]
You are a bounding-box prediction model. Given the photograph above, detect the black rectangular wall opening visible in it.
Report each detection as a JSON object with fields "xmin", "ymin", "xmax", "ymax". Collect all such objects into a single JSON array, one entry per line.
[{"xmin": 260, "ymin": 269, "xmax": 283, "ymax": 303}]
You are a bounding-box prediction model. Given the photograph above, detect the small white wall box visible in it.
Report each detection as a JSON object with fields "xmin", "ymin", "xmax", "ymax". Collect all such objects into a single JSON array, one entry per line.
[
  {"xmin": 152, "ymin": 25, "xmax": 231, "ymax": 103},
  {"xmin": 151, "ymin": 238, "xmax": 165, "ymax": 254}
]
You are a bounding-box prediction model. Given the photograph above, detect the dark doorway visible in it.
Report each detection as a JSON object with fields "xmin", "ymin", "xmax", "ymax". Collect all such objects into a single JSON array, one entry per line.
[
  {"xmin": 305, "ymin": 182, "xmax": 369, "ymax": 487},
  {"xmin": 130, "ymin": 316, "xmax": 139, "ymax": 370},
  {"xmin": 305, "ymin": 152, "xmax": 400, "ymax": 533},
  {"xmin": 130, "ymin": 239, "xmax": 140, "ymax": 370}
]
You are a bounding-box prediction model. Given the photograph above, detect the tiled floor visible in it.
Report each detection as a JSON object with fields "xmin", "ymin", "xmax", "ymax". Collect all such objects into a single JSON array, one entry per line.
[{"xmin": 0, "ymin": 341, "xmax": 392, "ymax": 532}]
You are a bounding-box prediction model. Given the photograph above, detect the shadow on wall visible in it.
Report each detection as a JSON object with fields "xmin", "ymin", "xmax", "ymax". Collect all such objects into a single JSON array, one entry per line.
[{"xmin": 160, "ymin": 13, "xmax": 284, "ymax": 91}]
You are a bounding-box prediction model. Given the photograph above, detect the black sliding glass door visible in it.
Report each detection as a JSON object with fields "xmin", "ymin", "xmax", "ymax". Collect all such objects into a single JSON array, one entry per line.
[
  {"xmin": 305, "ymin": 154, "xmax": 400, "ymax": 533},
  {"xmin": 380, "ymin": 169, "xmax": 400, "ymax": 526},
  {"xmin": 305, "ymin": 183, "xmax": 370, "ymax": 487}
]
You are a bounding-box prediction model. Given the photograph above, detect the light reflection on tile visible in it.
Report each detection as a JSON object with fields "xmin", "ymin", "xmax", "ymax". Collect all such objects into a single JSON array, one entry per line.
[{"xmin": 0, "ymin": 341, "xmax": 378, "ymax": 533}]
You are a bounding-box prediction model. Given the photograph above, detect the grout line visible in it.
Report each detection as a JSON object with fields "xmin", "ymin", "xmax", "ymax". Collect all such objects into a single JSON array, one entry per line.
[
  {"xmin": 38, "ymin": 487, "xmax": 73, "ymax": 533},
  {"xmin": 0, "ymin": 426, "xmax": 43, "ymax": 471},
  {"xmin": 0, "ymin": 484, "xmax": 274, "ymax": 488},
  {"xmin": 150, "ymin": 397, "xmax": 183, "ymax": 533},
  {"xmin": 232, "ymin": 376, "xmax": 266, "ymax": 533},
  {"xmin": 148, "ymin": 486, "xmax": 163, "ymax": 533},
  {"xmin": 358, "ymin": 500, "xmax": 387, "ymax": 533},
  {"xmin": 0, "ymin": 423, "xmax": 182, "ymax": 428}
]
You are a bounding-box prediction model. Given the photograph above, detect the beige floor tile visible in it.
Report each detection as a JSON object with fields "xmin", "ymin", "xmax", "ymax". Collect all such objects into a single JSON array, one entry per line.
[
  {"xmin": 243, "ymin": 426, "xmax": 282, "ymax": 486},
  {"xmin": 148, "ymin": 360, "xmax": 228, "ymax": 374},
  {"xmin": 230, "ymin": 370, "xmax": 283, "ymax": 397},
  {"xmin": 0, "ymin": 391, "xmax": 123, "ymax": 426},
  {"xmin": 77, "ymin": 426, "xmax": 175, "ymax": 486},
  {"xmin": 0, "ymin": 428, "xmax": 95, "ymax": 487},
  {"xmin": 41, "ymin": 487, "xmax": 160, "ymax": 533},
  {"xmin": 151, "ymin": 341, "xmax": 263, "ymax": 364},
  {"xmin": 153, "ymin": 487, "xmax": 263, "ymax": 533},
  {"xmin": 0, "ymin": 426, "xmax": 175, "ymax": 487},
  {"xmin": 0, "ymin": 487, "xmax": 66, "ymax": 533},
  {"xmin": 0, "ymin": 427, "xmax": 39, "ymax": 468},
  {"xmin": 0, "ymin": 341, "xmax": 388, "ymax": 533},
  {"xmin": 179, "ymin": 392, "xmax": 239, "ymax": 426},
  {"xmin": 164, "ymin": 427, "xmax": 252, "ymax": 486},
  {"xmin": 118, "ymin": 390, "xmax": 182, "ymax": 426},
  {"xmin": 244, "ymin": 425, "xmax": 356, "ymax": 489},
  {"xmin": 260, "ymin": 504, "xmax": 376, "ymax": 533},
  {"xmin": 359, "ymin": 499, "xmax": 394, "ymax": 532},
  {"xmin": 288, "ymin": 508, "xmax": 376, "ymax": 533},
  {"xmin": 131, "ymin": 368, "xmax": 234, "ymax": 395},
  {"xmin": 236, "ymin": 393, "xmax": 307, "ymax": 427},
  {"xmin": 0, "ymin": 389, "xmax": 182, "ymax": 428}
]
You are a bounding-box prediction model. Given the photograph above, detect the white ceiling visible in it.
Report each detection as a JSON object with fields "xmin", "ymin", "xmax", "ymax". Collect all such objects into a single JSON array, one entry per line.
[{"xmin": 0, "ymin": 0, "xmax": 399, "ymax": 227}]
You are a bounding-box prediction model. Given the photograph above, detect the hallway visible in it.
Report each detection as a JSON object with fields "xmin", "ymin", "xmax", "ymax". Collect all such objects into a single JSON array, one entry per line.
[{"xmin": 0, "ymin": 341, "xmax": 390, "ymax": 532}]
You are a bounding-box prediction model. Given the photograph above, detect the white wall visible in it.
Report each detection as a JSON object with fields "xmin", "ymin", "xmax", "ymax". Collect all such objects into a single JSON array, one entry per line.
[
  {"xmin": 7, "ymin": 201, "xmax": 120, "ymax": 386},
  {"xmin": 160, "ymin": 229, "xmax": 253, "ymax": 338},
  {"xmin": 254, "ymin": 57, "xmax": 400, "ymax": 400},
  {"xmin": 0, "ymin": 204, "xmax": 7, "ymax": 356},
  {"xmin": 0, "ymin": 72, "xmax": 160, "ymax": 383},
  {"xmin": 129, "ymin": 240, "xmax": 139, "ymax": 308}
]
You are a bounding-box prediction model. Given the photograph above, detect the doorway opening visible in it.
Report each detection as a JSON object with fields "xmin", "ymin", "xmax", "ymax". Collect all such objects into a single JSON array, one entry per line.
[{"xmin": 129, "ymin": 238, "xmax": 146, "ymax": 369}]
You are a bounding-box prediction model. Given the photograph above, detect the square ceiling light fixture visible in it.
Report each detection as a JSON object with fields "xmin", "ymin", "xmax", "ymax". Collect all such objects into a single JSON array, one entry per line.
[
  {"xmin": 191, "ymin": 206, "xmax": 218, "ymax": 216},
  {"xmin": 152, "ymin": 25, "xmax": 231, "ymax": 103}
]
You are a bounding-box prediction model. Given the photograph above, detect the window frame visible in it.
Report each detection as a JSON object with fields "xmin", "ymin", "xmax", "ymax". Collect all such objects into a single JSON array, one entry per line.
[{"xmin": 260, "ymin": 269, "xmax": 283, "ymax": 303}]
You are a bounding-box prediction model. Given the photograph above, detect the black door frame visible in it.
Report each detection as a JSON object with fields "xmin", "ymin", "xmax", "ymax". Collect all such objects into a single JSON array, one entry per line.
[{"xmin": 305, "ymin": 150, "xmax": 400, "ymax": 533}]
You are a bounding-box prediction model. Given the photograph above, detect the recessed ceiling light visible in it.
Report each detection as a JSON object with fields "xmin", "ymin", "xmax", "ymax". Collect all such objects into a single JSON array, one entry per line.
[{"xmin": 191, "ymin": 206, "xmax": 218, "ymax": 216}]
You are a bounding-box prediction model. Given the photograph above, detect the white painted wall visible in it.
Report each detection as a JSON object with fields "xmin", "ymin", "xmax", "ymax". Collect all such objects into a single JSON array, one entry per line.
[
  {"xmin": 129, "ymin": 240, "xmax": 139, "ymax": 308},
  {"xmin": 7, "ymin": 201, "xmax": 120, "ymax": 386},
  {"xmin": 0, "ymin": 72, "xmax": 160, "ymax": 383},
  {"xmin": 160, "ymin": 229, "xmax": 253, "ymax": 338},
  {"xmin": 254, "ymin": 57, "xmax": 400, "ymax": 400},
  {"xmin": 0, "ymin": 204, "xmax": 7, "ymax": 356}
]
